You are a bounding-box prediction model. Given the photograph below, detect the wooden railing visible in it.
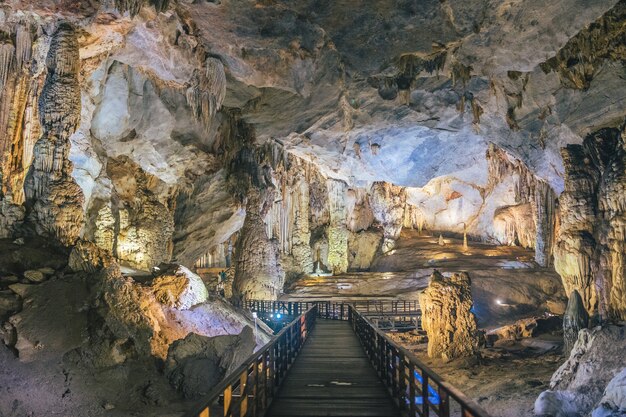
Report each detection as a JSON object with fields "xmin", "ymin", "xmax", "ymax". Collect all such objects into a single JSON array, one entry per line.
[
  {"xmin": 241, "ymin": 299, "xmax": 420, "ymax": 320},
  {"xmin": 185, "ymin": 305, "xmax": 318, "ymax": 417},
  {"xmin": 348, "ymin": 305, "xmax": 491, "ymax": 417}
]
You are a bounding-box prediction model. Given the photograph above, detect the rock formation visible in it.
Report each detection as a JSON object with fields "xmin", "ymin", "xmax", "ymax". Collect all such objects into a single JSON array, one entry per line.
[
  {"xmin": 98, "ymin": 264, "xmax": 263, "ymax": 359},
  {"xmin": 419, "ymin": 270, "xmax": 479, "ymax": 360},
  {"xmin": 591, "ymin": 368, "xmax": 626, "ymax": 417},
  {"xmin": 554, "ymin": 127, "xmax": 626, "ymax": 320},
  {"xmin": 152, "ymin": 264, "xmax": 208, "ymax": 310},
  {"xmin": 535, "ymin": 325, "xmax": 626, "ymax": 417},
  {"xmin": 563, "ymin": 290, "xmax": 589, "ymax": 355},
  {"xmin": 24, "ymin": 23, "xmax": 83, "ymax": 246},
  {"xmin": 165, "ymin": 327, "xmax": 254, "ymax": 399}
]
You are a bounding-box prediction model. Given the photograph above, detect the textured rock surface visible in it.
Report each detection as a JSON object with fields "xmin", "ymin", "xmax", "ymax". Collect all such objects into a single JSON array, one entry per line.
[
  {"xmin": 165, "ymin": 326, "xmax": 254, "ymax": 399},
  {"xmin": 554, "ymin": 128, "xmax": 626, "ymax": 320},
  {"xmin": 592, "ymin": 368, "xmax": 626, "ymax": 417},
  {"xmin": 419, "ymin": 270, "xmax": 479, "ymax": 360},
  {"xmin": 536, "ymin": 325, "xmax": 626, "ymax": 416},
  {"xmin": 23, "ymin": 23, "xmax": 84, "ymax": 246},
  {"xmin": 152, "ymin": 264, "xmax": 208, "ymax": 310},
  {"xmin": 98, "ymin": 264, "xmax": 264, "ymax": 359},
  {"xmin": 563, "ymin": 290, "xmax": 589, "ymax": 355}
]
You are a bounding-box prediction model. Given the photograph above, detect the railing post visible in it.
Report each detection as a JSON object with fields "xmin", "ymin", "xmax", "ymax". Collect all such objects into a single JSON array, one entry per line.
[
  {"xmin": 438, "ymin": 386, "xmax": 450, "ymax": 417},
  {"xmin": 239, "ymin": 371, "xmax": 248, "ymax": 417},
  {"xmin": 408, "ymin": 363, "xmax": 417, "ymax": 417},
  {"xmin": 422, "ymin": 373, "xmax": 430, "ymax": 417}
]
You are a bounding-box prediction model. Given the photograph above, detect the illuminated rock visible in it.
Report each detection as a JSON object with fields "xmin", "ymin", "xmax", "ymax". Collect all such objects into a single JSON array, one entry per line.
[
  {"xmin": 554, "ymin": 128, "xmax": 626, "ymax": 320},
  {"xmin": 152, "ymin": 264, "xmax": 208, "ymax": 310},
  {"xmin": 419, "ymin": 270, "xmax": 479, "ymax": 360},
  {"xmin": 24, "ymin": 23, "xmax": 83, "ymax": 247},
  {"xmin": 68, "ymin": 240, "xmax": 114, "ymax": 273},
  {"xmin": 99, "ymin": 264, "xmax": 262, "ymax": 359}
]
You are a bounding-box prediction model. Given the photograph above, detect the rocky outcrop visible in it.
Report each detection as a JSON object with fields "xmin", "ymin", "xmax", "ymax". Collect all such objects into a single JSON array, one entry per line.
[
  {"xmin": 152, "ymin": 264, "xmax": 208, "ymax": 310},
  {"xmin": 419, "ymin": 270, "xmax": 479, "ymax": 360},
  {"xmin": 592, "ymin": 368, "xmax": 626, "ymax": 417},
  {"xmin": 24, "ymin": 23, "xmax": 83, "ymax": 246},
  {"xmin": 535, "ymin": 325, "xmax": 626, "ymax": 417},
  {"xmin": 164, "ymin": 327, "xmax": 254, "ymax": 399},
  {"xmin": 563, "ymin": 290, "xmax": 589, "ymax": 355},
  {"xmin": 68, "ymin": 240, "xmax": 114, "ymax": 273},
  {"xmin": 554, "ymin": 127, "xmax": 626, "ymax": 320},
  {"xmin": 98, "ymin": 263, "xmax": 262, "ymax": 359}
]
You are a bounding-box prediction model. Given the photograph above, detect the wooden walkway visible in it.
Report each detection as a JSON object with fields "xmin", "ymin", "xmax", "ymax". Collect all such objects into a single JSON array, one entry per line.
[{"xmin": 266, "ymin": 320, "xmax": 400, "ymax": 417}]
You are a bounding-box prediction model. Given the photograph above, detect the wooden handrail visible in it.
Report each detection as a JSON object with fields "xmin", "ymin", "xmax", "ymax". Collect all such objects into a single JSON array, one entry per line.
[
  {"xmin": 185, "ymin": 305, "xmax": 318, "ymax": 417},
  {"xmin": 240, "ymin": 299, "xmax": 421, "ymax": 319},
  {"xmin": 348, "ymin": 305, "xmax": 492, "ymax": 417}
]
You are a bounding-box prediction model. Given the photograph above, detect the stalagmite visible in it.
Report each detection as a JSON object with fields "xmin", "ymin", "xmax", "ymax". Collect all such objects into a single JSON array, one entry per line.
[
  {"xmin": 233, "ymin": 189, "xmax": 285, "ymax": 300},
  {"xmin": 438, "ymin": 234, "xmax": 445, "ymax": 246},
  {"xmin": 326, "ymin": 179, "xmax": 350, "ymax": 274},
  {"xmin": 563, "ymin": 290, "xmax": 589, "ymax": 355},
  {"xmin": 419, "ymin": 271, "xmax": 479, "ymax": 360},
  {"xmin": 24, "ymin": 23, "xmax": 83, "ymax": 246}
]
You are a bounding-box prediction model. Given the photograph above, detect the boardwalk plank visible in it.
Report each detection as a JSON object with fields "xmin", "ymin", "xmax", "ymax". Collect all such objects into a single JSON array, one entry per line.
[{"xmin": 266, "ymin": 320, "xmax": 400, "ymax": 417}]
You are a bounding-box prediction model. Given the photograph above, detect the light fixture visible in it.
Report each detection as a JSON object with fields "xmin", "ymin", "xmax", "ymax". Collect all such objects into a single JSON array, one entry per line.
[
  {"xmin": 496, "ymin": 299, "xmax": 503, "ymax": 305},
  {"xmin": 276, "ymin": 313, "xmax": 282, "ymax": 319}
]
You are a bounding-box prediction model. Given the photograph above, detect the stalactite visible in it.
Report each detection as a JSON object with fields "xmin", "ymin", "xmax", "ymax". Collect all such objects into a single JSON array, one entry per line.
[
  {"xmin": 186, "ymin": 57, "xmax": 226, "ymax": 132},
  {"xmin": 0, "ymin": 43, "xmax": 15, "ymax": 92},
  {"xmin": 115, "ymin": 0, "xmax": 145, "ymax": 17},
  {"xmin": 486, "ymin": 143, "xmax": 557, "ymax": 264},
  {"xmin": 534, "ymin": 181, "xmax": 556, "ymax": 267},
  {"xmin": 15, "ymin": 25, "xmax": 32, "ymax": 69}
]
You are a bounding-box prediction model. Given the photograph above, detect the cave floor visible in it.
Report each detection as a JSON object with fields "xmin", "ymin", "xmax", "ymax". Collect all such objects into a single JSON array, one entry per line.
[
  {"xmin": 283, "ymin": 231, "xmax": 566, "ymax": 329},
  {"xmin": 389, "ymin": 332, "xmax": 563, "ymax": 417}
]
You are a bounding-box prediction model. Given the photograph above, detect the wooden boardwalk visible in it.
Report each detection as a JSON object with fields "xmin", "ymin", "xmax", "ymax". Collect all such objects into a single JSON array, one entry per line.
[{"xmin": 266, "ymin": 320, "xmax": 400, "ymax": 417}]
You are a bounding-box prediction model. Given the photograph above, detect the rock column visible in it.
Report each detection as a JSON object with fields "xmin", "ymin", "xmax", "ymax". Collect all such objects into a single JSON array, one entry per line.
[
  {"xmin": 419, "ymin": 270, "xmax": 479, "ymax": 360},
  {"xmin": 24, "ymin": 23, "xmax": 83, "ymax": 246}
]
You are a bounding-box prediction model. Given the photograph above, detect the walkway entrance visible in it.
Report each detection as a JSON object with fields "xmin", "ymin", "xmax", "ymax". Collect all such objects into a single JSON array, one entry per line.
[{"xmin": 266, "ymin": 320, "xmax": 399, "ymax": 417}]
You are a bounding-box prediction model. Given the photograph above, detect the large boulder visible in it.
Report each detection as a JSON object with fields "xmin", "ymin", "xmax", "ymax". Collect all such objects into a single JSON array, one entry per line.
[
  {"xmin": 98, "ymin": 264, "xmax": 266, "ymax": 360},
  {"xmin": 535, "ymin": 325, "xmax": 626, "ymax": 416},
  {"xmin": 165, "ymin": 326, "xmax": 255, "ymax": 399},
  {"xmin": 592, "ymin": 368, "xmax": 626, "ymax": 417},
  {"xmin": 152, "ymin": 264, "xmax": 208, "ymax": 310},
  {"xmin": 419, "ymin": 270, "xmax": 479, "ymax": 360}
]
